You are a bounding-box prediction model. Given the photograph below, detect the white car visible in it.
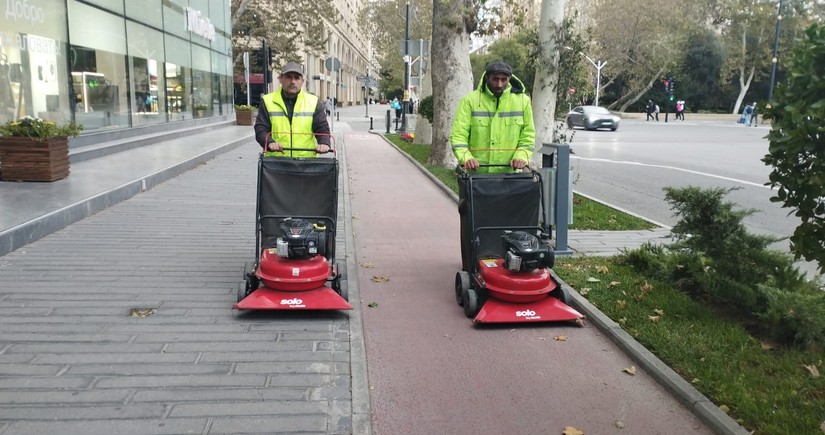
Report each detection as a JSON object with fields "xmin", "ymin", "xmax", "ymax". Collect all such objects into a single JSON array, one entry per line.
[{"xmin": 566, "ymin": 105, "xmax": 620, "ymax": 131}]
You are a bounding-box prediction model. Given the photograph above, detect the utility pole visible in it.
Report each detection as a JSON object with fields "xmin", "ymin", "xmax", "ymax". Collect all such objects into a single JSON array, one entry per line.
[
  {"xmin": 768, "ymin": 0, "xmax": 783, "ymax": 103},
  {"xmin": 399, "ymin": 1, "xmax": 410, "ymax": 132}
]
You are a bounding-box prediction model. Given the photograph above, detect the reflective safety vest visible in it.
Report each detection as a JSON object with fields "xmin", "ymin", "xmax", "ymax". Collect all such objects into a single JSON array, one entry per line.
[{"xmin": 261, "ymin": 90, "xmax": 319, "ymax": 158}]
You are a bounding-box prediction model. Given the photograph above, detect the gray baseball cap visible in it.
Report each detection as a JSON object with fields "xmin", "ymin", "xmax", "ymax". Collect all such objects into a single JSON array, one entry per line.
[{"xmin": 280, "ymin": 62, "xmax": 304, "ymax": 77}]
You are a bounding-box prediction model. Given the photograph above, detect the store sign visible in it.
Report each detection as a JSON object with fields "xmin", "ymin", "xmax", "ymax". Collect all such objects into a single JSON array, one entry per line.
[{"xmin": 185, "ymin": 7, "xmax": 215, "ymax": 42}]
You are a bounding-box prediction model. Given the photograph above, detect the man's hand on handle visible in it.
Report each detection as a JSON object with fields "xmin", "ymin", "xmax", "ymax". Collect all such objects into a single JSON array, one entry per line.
[
  {"xmin": 463, "ymin": 158, "xmax": 480, "ymax": 170},
  {"xmin": 266, "ymin": 142, "xmax": 283, "ymax": 152},
  {"xmin": 316, "ymin": 144, "xmax": 332, "ymax": 154},
  {"xmin": 462, "ymin": 158, "xmax": 527, "ymax": 171},
  {"xmin": 510, "ymin": 158, "xmax": 527, "ymax": 170}
]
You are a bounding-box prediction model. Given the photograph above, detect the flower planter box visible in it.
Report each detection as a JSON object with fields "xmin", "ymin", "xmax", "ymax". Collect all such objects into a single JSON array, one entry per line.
[
  {"xmin": 0, "ymin": 136, "xmax": 70, "ymax": 182},
  {"xmin": 236, "ymin": 111, "xmax": 254, "ymax": 126}
]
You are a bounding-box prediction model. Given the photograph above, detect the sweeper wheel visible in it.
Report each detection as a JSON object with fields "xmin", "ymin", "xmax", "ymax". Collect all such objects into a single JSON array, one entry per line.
[
  {"xmin": 237, "ymin": 280, "xmax": 248, "ymax": 303},
  {"xmin": 550, "ymin": 286, "xmax": 571, "ymax": 305},
  {"xmin": 455, "ymin": 271, "xmax": 470, "ymax": 306},
  {"xmin": 463, "ymin": 287, "xmax": 479, "ymax": 318},
  {"xmin": 335, "ymin": 278, "xmax": 349, "ymax": 301}
]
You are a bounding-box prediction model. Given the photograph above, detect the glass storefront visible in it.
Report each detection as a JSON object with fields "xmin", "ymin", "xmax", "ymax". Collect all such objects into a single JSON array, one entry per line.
[{"xmin": 0, "ymin": 0, "xmax": 232, "ymax": 134}]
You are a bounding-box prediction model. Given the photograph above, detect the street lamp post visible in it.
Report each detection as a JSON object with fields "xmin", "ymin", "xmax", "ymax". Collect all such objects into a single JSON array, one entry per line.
[
  {"xmin": 399, "ymin": 1, "xmax": 410, "ymax": 133},
  {"xmin": 564, "ymin": 46, "xmax": 606, "ymax": 106},
  {"xmin": 768, "ymin": 0, "xmax": 783, "ymax": 102}
]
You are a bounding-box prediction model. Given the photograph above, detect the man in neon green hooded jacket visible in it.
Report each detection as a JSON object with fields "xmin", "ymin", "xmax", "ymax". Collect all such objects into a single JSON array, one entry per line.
[{"xmin": 450, "ymin": 61, "xmax": 535, "ymax": 173}]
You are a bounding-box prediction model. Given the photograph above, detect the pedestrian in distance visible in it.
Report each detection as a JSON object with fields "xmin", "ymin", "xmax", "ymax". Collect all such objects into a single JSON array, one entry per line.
[
  {"xmin": 742, "ymin": 103, "xmax": 753, "ymax": 127},
  {"xmin": 676, "ymin": 100, "xmax": 685, "ymax": 121},
  {"xmin": 324, "ymin": 97, "xmax": 333, "ymax": 117},
  {"xmin": 253, "ymin": 62, "xmax": 332, "ymax": 157},
  {"xmin": 390, "ymin": 97, "xmax": 402, "ymax": 120},
  {"xmin": 654, "ymin": 103, "xmax": 660, "ymax": 121},
  {"xmin": 749, "ymin": 102, "xmax": 758, "ymax": 127},
  {"xmin": 646, "ymin": 100, "xmax": 655, "ymax": 121}
]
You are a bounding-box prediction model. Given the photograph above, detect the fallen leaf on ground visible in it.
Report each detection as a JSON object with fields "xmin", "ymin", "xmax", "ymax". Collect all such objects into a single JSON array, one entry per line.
[
  {"xmin": 562, "ymin": 426, "xmax": 584, "ymax": 435},
  {"xmin": 616, "ymin": 300, "xmax": 626, "ymax": 309},
  {"xmin": 641, "ymin": 282, "xmax": 653, "ymax": 293},
  {"xmin": 596, "ymin": 265, "xmax": 609, "ymax": 274},
  {"xmin": 580, "ymin": 287, "xmax": 591, "ymax": 296},
  {"xmin": 633, "ymin": 294, "xmax": 645, "ymax": 302},
  {"xmin": 360, "ymin": 262, "xmax": 376, "ymax": 268},
  {"xmin": 803, "ymin": 364, "xmax": 821, "ymax": 378},
  {"xmin": 820, "ymin": 420, "xmax": 825, "ymax": 433},
  {"xmin": 623, "ymin": 366, "xmax": 637, "ymax": 376},
  {"xmin": 648, "ymin": 315, "xmax": 661, "ymax": 322},
  {"xmin": 719, "ymin": 404, "xmax": 730, "ymax": 414},
  {"xmin": 575, "ymin": 318, "xmax": 585, "ymax": 327},
  {"xmin": 554, "ymin": 335, "xmax": 567, "ymax": 341},
  {"xmin": 691, "ymin": 378, "xmax": 700, "ymax": 384},
  {"xmin": 615, "ymin": 420, "xmax": 625, "ymax": 429},
  {"xmin": 608, "ymin": 281, "xmax": 621, "ymax": 288},
  {"xmin": 128, "ymin": 308, "xmax": 156, "ymax": 317},
  {"xmin": 653, "ymin": 309, "xmax": 665, "ymax": 316},
  {"xmin": 367, "ymin": 302, "xmax": 378, "ymax": 308},
  {"xmin": 371, "ymin": 275, "xmax": 390, "ymax": 282},
  {"xmin": 618, "ymin": 317, "xmax": 627, "ymax": 325},
  {"xmin": 586, "ymin": 277, "xmax": 601, "ymax": 283},
  {"xmin": 760, "ymin": 342, "xmax": 775, "ymax": 351}
]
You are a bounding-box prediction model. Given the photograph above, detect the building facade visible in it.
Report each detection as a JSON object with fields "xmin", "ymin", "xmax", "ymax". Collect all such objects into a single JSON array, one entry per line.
[{"xmin": 0, "ymin": 0, "xmax": 233, "ymax": 134}]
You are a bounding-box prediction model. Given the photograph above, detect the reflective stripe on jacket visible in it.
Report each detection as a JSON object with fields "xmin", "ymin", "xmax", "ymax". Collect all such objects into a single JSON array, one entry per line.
[
  {"xmin": 262, "ymin": 91, "xmax": 319, "ymax": 158},
  {"xmin": 449, "ymin": 73, "xmax": 535, "ymax": 173}
]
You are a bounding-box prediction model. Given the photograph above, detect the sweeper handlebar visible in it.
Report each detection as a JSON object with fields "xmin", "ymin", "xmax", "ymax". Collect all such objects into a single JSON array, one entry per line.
[{"xmin": 264, "ymin": 132, "xmax": 337, "ymax": 156}]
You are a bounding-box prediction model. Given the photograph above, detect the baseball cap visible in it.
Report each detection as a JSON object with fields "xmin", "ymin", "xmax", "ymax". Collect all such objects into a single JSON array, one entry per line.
[
  {"xmin": 280, "ymin": 62, "xmax": 304, "ymax": 77},
  {"xmin": 485, "ymin": 61, "xmax": 512, "ymax": 77}
]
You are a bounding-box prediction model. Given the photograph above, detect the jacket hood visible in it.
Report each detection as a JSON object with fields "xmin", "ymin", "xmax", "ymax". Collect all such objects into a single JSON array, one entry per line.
[{"xmin": 477, "ymin": 70, "xmax": 527, "ymax": 95}]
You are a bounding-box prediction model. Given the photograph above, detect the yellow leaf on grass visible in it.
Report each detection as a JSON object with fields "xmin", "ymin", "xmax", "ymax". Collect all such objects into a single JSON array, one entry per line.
[
  {"xmin": 616, "ymin": 300, "xmax": 626, "ymax": 309},
  {"xmin": 586, "ymin": 277, "xmax": 601, "ymax": 283},
  {"xmin": 360, "ymin": 262, "xmax": 376, "ymax": 269},
  {"xmin": 580, "ymin": 287, "xmax": 591, "ymax": 296},
  {"xmin": 653, "ymin": 309, "xmax": 665, "ymax": 316},
  {"xmin": 648, "ymin": 315, "xmax": 661, "ymax": 322},
  {"xmin": 371, "ymin": 275, "xmax": 390, "ymax": 282},
  {"xmin": 623, "ymin": 366, "xmax": 637, "ymax": 376},
  {"xmin": 554, "ymin": 335, "xmax": 567, "ymax": 341},
  {"xmin": 640, "ymin": 282, "xmax": 653, "ymax": 293},
  {"xmin": 719, "ymin": 404, "xmax": 730, "ymax": 414},
  {"xmin": 761, "ymin": 342, "xmax": 775, "ymax": 351},
  {"xmin": 803, "ymin": 364, "xmax": 821, "ymax": 378},
  {"xmin": 608, "ymin": 281, "xmax": 621, "ymax": 288},
  {"xmin": 562, "ymin": 426, "xmax": 585, "ymax": 435},
  {"xmin": 618, "ymin": 317, "xmax": 627, "ymax": 325},
  {"xmin": 820, "ymin": 420, "xmax": 825, "ymax": 433},
  {"xmin": 596, "ymin": 265, "xmax": 609, "ymax": 274}
]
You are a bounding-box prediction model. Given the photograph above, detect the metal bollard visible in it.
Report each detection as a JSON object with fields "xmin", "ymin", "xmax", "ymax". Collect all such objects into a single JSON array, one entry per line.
[
  {"xmin": 336, "ymin": 112, "xmax": 340, "ymax": 121},
  {"xmin": 370, "ymin": 117, "xmax": 373, "ymax": 130},
  {"xmin": 386, "ymin": 110, "xmax": 391, "ymax": 134}
]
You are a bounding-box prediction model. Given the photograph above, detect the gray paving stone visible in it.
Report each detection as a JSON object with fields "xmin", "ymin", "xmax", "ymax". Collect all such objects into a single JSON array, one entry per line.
[
  {"xmin": 208, "ymin": 416, "xmax": 326, "ymax": 433},
  {"xmin": 2, "ymin": 418, "xmax": 208, "ymax": 435},
  {"xmin": 0, "ymin": 389, "xmax": 131, "ymax": 404},
  {"xmin": 168, "ymin": 401, "xmax": 327, "ymax": 417},
  {"xmin": 93, "ymin": 374, "xmax": 267, "ymax": 389},
  {"xmin": 0, "ymin": 403, "xmax": 167, "ymax": 420},
  {"xmin": 130, "ymin": 387, "xmax": 309, "ymax": 403},
  {"xmin": 66, "ymin": 363, "xmax": 232, "ymax": 376}
]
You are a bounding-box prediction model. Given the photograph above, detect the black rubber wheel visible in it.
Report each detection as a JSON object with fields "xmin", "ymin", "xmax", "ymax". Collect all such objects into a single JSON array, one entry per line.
[
  {"xmin": 455, "ymin": 271, "xmax": 470, "ymax": 306},
  {"xmin": 463, "ymin": 288, "xmax": 479, "ymax": 318},
  {"xmin": 337, "ymin": 279, "xmax": 349, "ymax": 301},
  {"xmin": 237, "ymin": 280, "xmax": 248, "ymax": 303},
  {"xmin": 567, "ymin": 119, "xmax": 574, "ymax": 129},
  {"xmin": 551, "ymin": 286, "xmax": 571, "ymax": 305}
]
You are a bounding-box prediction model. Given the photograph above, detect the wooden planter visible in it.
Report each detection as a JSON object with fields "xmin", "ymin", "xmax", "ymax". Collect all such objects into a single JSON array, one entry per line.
[
  {"xmin": 236, "ymin": 111, "xmax": 254, "ymax": 126},
  {"xmin": 0, "ymin": 136, "xmax": 70, "ymax": 182}
]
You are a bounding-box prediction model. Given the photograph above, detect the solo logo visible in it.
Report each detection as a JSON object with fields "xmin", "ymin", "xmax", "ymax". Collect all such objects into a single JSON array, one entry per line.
[
  {"xmin": 515, "ymin": 310, "xmax": 537, "ymax": 317},
  {"xmin": 280, "ymin": 298, "xmax": 304, "ymax": 306}
]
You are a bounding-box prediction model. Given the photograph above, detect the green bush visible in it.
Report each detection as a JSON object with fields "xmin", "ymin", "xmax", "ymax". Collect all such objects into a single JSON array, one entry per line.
[
  {"xmin": 418, "ymin": 95, "xmax": 433, "ymax": 124},
  {"xmin": 762, "ymin": 24, "xmax": 825, "ymax": 273},
  {"xmin": 621, "ymin": 186, "xmax": 825, "ymax": 349}
]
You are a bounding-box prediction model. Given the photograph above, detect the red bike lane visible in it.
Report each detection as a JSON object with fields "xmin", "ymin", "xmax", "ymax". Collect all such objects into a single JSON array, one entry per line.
[{"xmin": 344, "ymin": 131, "xmax": 712, "ymax": 435}]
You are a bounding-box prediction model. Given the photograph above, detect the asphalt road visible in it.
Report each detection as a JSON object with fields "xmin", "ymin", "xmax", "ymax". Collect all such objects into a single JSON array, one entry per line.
[{"xmin": 566, "ymin": 118, "xmax": 821, "ymax": 278}]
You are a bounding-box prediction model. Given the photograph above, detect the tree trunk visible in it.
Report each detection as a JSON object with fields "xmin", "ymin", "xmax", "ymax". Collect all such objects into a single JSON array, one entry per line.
[
  {"xmin": 531, "ymin": 0, "xmax": 566, "ymax": 166},
  {"xmin": 414, "ymin": 63, "xmax": 433, "ymax": 145},
  {"xmin": 427, "ymin": 0, "xmax": 476, "ymax": 168},
  {"xmin": 733, "ymin": 66, "xmax": 755, "ymax": 115}
]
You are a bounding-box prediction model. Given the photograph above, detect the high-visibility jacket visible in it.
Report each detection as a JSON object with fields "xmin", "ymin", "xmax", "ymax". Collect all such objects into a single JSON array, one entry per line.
[
  {"xmin": 450, "ymin": 73, "xmax": 535, "ymax": 173},
  {"xmin": 261, "ymin": 90, "xmax": 319, "ymax": 158}
]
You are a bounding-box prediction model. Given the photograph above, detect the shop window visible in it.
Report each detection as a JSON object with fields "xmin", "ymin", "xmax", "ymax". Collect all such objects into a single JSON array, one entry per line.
[{"xmin": 165, "ymin": 63, "xmax": 190, "ymax": 121}]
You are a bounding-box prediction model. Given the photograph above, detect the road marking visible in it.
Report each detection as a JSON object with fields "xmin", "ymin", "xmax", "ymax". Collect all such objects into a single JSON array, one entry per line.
[{"xmin": 571, "ymin": 156, "xmax": 771, "ymax": 189}]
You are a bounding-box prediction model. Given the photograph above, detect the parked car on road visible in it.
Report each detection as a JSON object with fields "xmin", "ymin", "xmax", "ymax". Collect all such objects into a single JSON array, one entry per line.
[{"xmin": 566, "ymin": 105, "xmax": 620, "ymax": 131}]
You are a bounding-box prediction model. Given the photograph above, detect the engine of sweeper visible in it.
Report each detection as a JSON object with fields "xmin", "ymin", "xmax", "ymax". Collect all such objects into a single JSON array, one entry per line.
[
  {"xmin": 501, "ymin": 230, "xmax": 555, "ymax": 272},
  {"xmin": 275, "ymin": 218, "xmax": 329, "ymax": 259}
]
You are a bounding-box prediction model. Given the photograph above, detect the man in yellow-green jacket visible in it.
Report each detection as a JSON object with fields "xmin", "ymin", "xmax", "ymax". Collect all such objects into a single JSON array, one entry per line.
[
  {"xmin": 254, "ymin": 62, "xmax": 332, "ymax": 157},
  {"xmin": 450, "ymin": 61, "xmax": 535, "ymax": 173}
]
